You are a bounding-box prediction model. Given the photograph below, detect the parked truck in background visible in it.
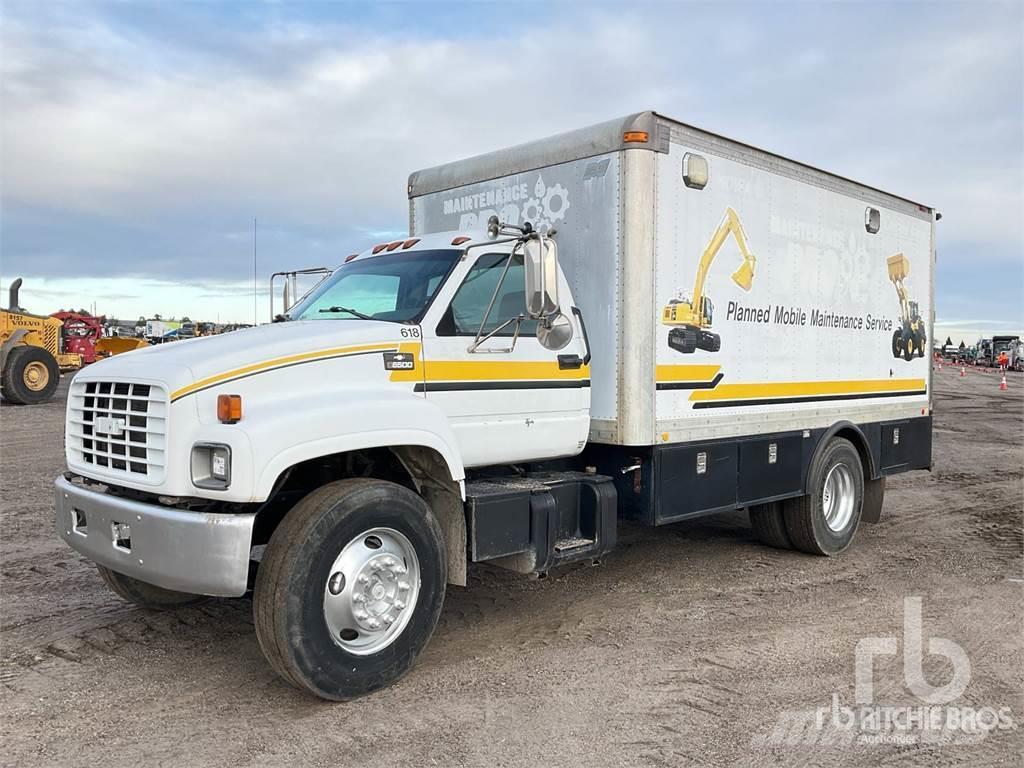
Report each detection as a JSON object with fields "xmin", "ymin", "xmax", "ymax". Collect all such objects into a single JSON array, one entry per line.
[
  {"xmin": 55, "ymin": 111, "xmax": 936, "ymax": 700},
  {"xmin": 991, "ymin": 335, "xmax": 1021, "ymax": 368},
  {"xmin": 144, "ymin": 319, "xmax": 182, "ymax": 342}
]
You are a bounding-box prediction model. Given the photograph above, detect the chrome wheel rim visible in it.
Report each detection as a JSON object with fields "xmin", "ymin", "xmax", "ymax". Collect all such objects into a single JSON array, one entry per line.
[
  {"xmin": 323, "ymin": 527, "xmax": 420, "ymax": 656},
  {"xmin": 822, "ymin": 463, "xmax": 855, "ymax": 533}
]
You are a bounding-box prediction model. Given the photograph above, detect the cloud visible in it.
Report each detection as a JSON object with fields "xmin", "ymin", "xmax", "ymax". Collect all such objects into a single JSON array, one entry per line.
[{"xmin": 0, "ymin": 2, "xmax": 1021, "ymax": 325}]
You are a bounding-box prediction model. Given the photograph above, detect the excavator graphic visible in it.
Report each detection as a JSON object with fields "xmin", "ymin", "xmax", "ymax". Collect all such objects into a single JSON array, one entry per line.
[
  {"xmin": 662, "ymin": 206, "xmax": 757, "ymax": 354},
  {"xmin": 887, "ymin": 252, "xmax": 925, "ymax": 361}
]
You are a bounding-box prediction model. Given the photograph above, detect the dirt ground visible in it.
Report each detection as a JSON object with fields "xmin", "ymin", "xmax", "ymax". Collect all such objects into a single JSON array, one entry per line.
[{"xmin": 1, "ymin": 366, "xmax": 1021, "ymax": 767}]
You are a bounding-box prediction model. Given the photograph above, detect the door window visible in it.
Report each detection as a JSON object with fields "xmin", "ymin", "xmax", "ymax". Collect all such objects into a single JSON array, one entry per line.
[{"xmin": 439, "ymin": 252, "xmax": 538, "ymax": 337}]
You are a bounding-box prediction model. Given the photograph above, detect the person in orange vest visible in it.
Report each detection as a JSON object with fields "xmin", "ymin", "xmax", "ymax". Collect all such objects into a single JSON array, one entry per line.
[{"xmin": 997, "ymin": 350, "xmax": 1009, "ymax": 370}]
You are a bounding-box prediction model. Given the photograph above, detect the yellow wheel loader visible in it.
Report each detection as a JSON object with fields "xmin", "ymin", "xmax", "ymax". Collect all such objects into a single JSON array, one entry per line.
[
  {"xmin": 886, "ymin": 253, "xmax": 926, "ymax": 362},
  {"xmin": 662, "ymin": 206, "xmax": 756, "ymax": 354},
  {"xmin": 1, "ymin": 278, "xmax": 81, "ymax": 404}
]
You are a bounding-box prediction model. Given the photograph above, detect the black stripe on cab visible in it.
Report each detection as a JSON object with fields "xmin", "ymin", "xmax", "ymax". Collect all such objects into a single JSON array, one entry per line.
[{"xmin": 414, "ymin": 380, "xmax": 590, "ymax": 393}]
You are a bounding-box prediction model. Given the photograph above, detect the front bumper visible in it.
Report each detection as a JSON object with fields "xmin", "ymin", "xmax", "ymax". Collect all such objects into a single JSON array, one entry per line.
[{"xmin": 54, "ymin": 475, "xmax": 255, "ymax": 597}]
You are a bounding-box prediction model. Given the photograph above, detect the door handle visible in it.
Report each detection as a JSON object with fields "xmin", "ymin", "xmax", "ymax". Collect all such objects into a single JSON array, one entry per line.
[{"xmin": 558, "ymin": 354, "xmax": 584, "ymax": 370}]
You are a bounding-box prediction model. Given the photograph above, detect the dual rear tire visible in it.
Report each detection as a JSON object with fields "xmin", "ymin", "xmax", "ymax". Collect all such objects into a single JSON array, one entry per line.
[{"xmin": 749, "ymin": 437, "xmax": 865, "ymax": 555}]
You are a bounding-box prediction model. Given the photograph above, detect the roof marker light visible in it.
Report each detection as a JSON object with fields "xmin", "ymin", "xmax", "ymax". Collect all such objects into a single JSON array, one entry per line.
[
  {"xmin": 402, "ymin": 238, "xmax": 420, "ymax": 249},
  {"xmin": 451, "ymin": 236, "xmax": 471, "ymax": 246},
  {"xmin": 385, "ymin": 240, "xmax": 403, "ymax": 251},
  {"xmin": 344, "ymin": 253, "xmax": 359, "ymax": 263},
  {"xmin": 623, "ymin": 131, "xmax": 649, "ymax": 143},
  {"xmin": 371, "ymin": 243, "xmax": 388, "ymax": 254}
]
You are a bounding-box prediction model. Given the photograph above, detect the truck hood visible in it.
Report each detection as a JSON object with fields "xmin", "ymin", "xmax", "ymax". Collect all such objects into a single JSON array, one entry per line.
[{"xmin": 74, "ymin": 320, "xmax": 408, "ymax": 394}]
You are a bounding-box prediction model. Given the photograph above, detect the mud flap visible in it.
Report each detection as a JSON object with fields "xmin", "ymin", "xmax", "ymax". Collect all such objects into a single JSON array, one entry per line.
[{"xmin": 861, "ymin": 476, "xmax": 886, "ymax": 523}]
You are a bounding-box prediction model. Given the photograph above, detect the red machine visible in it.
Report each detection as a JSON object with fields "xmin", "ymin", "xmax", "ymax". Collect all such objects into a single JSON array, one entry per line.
[{"xmin": 50, "ymin": 312, "xmax": 104, "ymax": 365}]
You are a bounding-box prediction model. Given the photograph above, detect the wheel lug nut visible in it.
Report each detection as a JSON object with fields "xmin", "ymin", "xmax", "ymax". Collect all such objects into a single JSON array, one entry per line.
[
  {"xmin": 398, "ymin": 581, "xmax": 410, "ymax": 591},
  {"xmin": 354, "ymin": 610, "xmax": 368, "ymax": 620},
  {"xmin": 367, "ymin": 618, "xmax": 380, "ymax": 629},
  {"xmin": 382, "ymin": 615, "xmax": 394, "ymax": 625},
  {"xmin": 394, "ymin": 600, "xmax": 405, "ymax": 610},
  {"xmin": 353, "ymin": 593, "xmax": 365, "ymax": 603},
  {"xmin": 357, "ymin": 574, "xmax": 369, "ymax": 584}
]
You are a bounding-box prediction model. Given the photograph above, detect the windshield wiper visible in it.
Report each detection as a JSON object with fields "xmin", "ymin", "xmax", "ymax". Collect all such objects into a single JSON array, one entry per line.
[{"xmin": 318, "ymin": 306, "xmax": 374, "ymax": 320}]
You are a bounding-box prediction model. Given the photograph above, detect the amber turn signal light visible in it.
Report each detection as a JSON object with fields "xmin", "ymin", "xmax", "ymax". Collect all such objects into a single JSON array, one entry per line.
[
  {"xmin": 217, "ymin": 394, "xmax": 242, "ymax": 424},
  {"xmin": 623, "ymin": 131, "xmax": 649, "ymax": 143}
]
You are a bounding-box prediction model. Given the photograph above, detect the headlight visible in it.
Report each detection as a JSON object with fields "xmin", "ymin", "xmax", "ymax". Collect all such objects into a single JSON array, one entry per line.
[{"xmin": 191, "ymin": 443, "xmax": 232, "ymax": 490}]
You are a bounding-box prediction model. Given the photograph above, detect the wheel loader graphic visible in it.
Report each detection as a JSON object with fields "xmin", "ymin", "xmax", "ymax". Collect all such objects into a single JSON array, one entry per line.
[
  {"xmin": 887, "ymin": 253, "xmax": 925, "ymax": 361},
  {"xmin": 662, "ymin": 206, "xmax": 756, "ymax": 354}
]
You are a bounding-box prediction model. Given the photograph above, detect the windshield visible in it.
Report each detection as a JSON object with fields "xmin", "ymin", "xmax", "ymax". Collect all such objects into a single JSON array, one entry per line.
[{"xmin": 288, "ymin": 249, "xmax": 460, "ymax": 323}]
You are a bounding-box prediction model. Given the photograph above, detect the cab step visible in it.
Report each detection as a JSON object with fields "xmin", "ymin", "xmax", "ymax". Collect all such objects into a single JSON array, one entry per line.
[{"xmin": 465, "ymin": 471, "xmax": 617, "ymax": 576}]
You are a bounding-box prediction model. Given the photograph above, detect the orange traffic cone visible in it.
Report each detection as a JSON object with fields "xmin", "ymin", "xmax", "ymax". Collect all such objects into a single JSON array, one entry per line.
[
  {"xmin": 1000, "ymin": 373, "xmax": 1008, "ymax": 391},
  {"xmin": 961, "ymin": 366, "xmax": 966, "ymax": 377}
]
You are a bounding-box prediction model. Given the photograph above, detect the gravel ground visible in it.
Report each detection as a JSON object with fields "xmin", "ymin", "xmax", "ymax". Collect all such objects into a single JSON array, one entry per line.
[{"xmin": 1, "ymin": 366, "xmax": 1021, "ymax": 767}]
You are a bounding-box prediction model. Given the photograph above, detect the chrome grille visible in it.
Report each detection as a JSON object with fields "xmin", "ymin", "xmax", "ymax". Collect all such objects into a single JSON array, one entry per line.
[{"xmin": 68, "ymin": 380, "xmax": 167, "ymax": 482}]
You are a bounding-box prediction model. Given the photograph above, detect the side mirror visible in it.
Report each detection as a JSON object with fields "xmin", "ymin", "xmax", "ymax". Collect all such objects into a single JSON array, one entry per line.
[
  {"xmin": 537, "ymin": 311, "xmax": 573, "ymax": 351},
  {"xmin": 523, "ymin": 236, "xmax": 559, "ymax": 319}
]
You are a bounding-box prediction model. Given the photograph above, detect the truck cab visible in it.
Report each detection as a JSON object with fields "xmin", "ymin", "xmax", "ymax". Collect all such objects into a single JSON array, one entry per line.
[{"xmin": 56, "ymin": 226, "xmax": 601, "ymax": 699}]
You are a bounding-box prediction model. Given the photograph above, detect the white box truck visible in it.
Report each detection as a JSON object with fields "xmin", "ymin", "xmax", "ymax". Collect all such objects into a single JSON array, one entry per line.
[{"xmin": 55, "ymin": 111, "xmax": 935, "ymax": 700}]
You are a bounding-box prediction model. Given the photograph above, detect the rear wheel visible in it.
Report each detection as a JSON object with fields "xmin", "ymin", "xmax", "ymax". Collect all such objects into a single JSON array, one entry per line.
[
  {"xmin": 748, "ymin": 501, "xmax": 792, "ymax": 549},
  {"xmin": 783, "ymin": 437, "xmax": 864, "ymax": 556},
  {"xmin": 97, "ymin": 565, "xmax": 208, "ymax": 609},
  {"xmin": 1, "ymin": 345, "xmax": 60, "ymax": 404},
  {"xmin": 891, "ymin": 330, "xmax": 902, "ymax": 358},
  {"xmin": 254, "ymin": 478, "xmax": 446, "ymax": 700}
]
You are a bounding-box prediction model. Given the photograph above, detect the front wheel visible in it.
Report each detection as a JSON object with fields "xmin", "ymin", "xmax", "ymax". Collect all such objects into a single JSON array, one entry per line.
[
  {"xmin": 1, "ymin": 345, "xmax": 60, "ymax": 404},
  {"xmin": 254, "ymin": 478, "xmax": 446, "ymax": 700},
  {"xmin": 783, "ymin": 437, "xmax": 864, "ymax": 555}
]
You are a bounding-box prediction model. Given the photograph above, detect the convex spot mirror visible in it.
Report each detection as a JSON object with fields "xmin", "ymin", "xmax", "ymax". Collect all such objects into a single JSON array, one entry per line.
[
  {"xmin": 537, "ymin": 311, "xmax": 573, "ymax": 351},
  {"xmin": 523, "ymin": 236, "xmax": 559, "ymax": 319}
]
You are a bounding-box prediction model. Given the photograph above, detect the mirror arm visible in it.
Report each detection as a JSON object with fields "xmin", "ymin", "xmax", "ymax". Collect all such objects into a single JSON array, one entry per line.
[
  {"xmin": 464, "ymin": 236, "xmax": 521, "ymax": 253},
  {"xmin": 472, "ymin": 244, "xmax": 518, "ymax": 345},
  {"xmin": 570, "ymin": 306, "xmax": 591, "ymax": 364},
  {"xmin": 467, "ymin": 315, "xmax": 523, "ymax": 354}
]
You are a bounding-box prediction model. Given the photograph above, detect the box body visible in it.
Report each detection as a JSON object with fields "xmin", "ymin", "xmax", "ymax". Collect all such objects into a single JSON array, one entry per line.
[{"xmin": 409, "ymin": 111, "xmax": 935, "ymax": 450}]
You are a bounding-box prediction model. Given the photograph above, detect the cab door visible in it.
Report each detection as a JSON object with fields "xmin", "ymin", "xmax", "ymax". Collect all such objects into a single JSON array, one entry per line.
[{"xmin": 420, "ymin": 249, "xmax": 590, "ymax": 467}]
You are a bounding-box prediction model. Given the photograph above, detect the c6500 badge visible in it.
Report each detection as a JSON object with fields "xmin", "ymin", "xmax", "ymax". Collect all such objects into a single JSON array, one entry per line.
[{"xmin": 383, "ymin": 352, "xmax": 416, "ymax": 371}]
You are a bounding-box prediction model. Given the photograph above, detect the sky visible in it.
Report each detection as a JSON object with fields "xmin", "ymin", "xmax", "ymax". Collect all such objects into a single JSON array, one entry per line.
[{"xmin": 1, "ymin": 0, "xmax": 1022, "ymax": 341}]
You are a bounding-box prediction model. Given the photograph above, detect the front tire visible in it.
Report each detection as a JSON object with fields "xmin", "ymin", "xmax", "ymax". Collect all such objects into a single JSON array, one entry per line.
[
  {"xmin": 2, "ymin": 345, "xmax": 60, "ymax": 404},
  {"xmin": 783, "ymin": 437, "xmax": 864, "ymax": 555},
  {"xmin": 254, "ymin": 478, "xmax": 446, "ymax": 701},
  {"xmin": 97, "ymin": 565, "xmax": 208, "ymax": 609}
]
